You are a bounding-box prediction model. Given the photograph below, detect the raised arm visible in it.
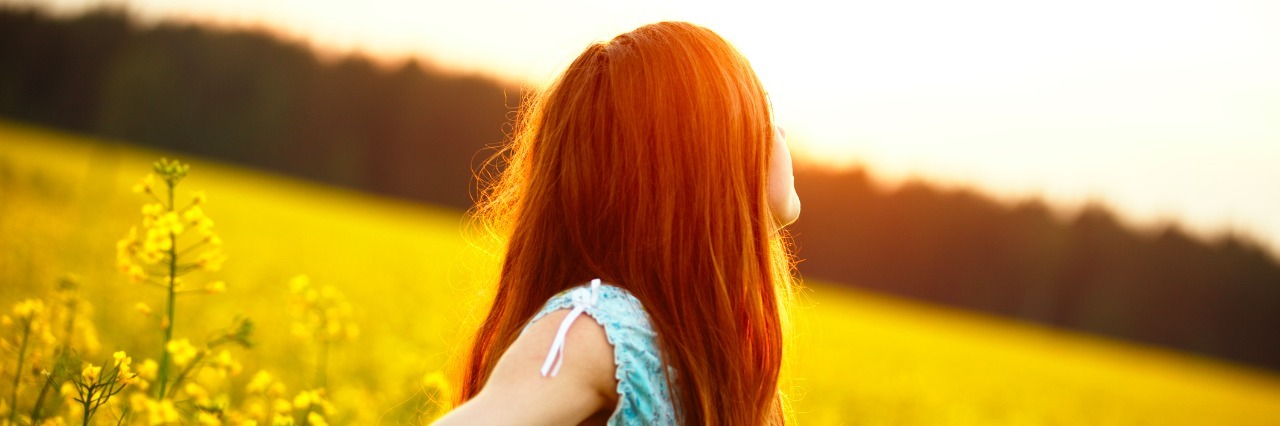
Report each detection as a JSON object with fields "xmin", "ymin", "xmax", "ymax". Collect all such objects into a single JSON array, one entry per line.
[{"xmin": 433, "ymin": 309, "xmax": 620, "ymax": 425}]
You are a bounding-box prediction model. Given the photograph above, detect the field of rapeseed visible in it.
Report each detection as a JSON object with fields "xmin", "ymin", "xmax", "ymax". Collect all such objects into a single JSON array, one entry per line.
[{"xmin": 2, "ymin": 120, "xmax": 1279, "ymax": 424}]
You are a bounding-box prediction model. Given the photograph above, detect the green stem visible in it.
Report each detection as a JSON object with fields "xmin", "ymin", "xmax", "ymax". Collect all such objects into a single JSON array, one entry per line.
[
  {"xmin": 300, "ymin": 401, "xmax": 314, "ymax": 426},
  {"xmin": 7, "ymin": 319, "xmax": 32, "ymax": 425},
  {"xmin": 156, "ymin": 181, "xmax": 178, "ymax": 399},
  {"xmin": 88, "ymin": 366, "xmax": 119, "ymax": 420},
  {"xmin": 147, "ymin": 189, "xmax": 167, "ymax": 209},
  {"xmin": 29, "ymin": 374, "xmax": 53, "ymax": 424},
  {"xmin": 78, "ymin": 380, "xmax": 94, "ymax": 426},
  {"xmin": 175, "ymin": 240, "xmax": 207, "ymax": 258},
  {"xmin": 164, "ymin": 351, "xmax": 207, "ymax": 399},
  {"xmin": 61, "ymin": 296, "xmax": 77, "ymax": 352},
  {"xmin": 35, "ymin": 292, "xmax": 79, "ymax": 422}
]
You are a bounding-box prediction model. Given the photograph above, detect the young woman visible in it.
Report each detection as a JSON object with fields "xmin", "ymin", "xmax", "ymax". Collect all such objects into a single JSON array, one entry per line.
[{"xmin": 435, "ymin": 21, "xmax": 801, "ymax": 425}]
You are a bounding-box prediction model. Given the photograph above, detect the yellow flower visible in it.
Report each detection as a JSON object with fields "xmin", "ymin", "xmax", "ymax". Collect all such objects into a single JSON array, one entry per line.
[
  {"xmin": 129, "ymin": 392, "xmax": 150, "ymax": 412},
  {"xmin": 271, "ymin": 398, "xmax": 292, "ymax": 414},
  {"xmin": 37, "ymin": 415, "xmax": 66, "ymax": 425},
  {"xmin": 205, "ymin": 281, "xmax": 228, "ymax": 294},
  {"xmin": 155, "ymin": 212, "xmax": 185, "ymax": 236},
  {"xmin": 140, "ymin": 360, "xmax": 161, "ymax": 382},
  {"xmin": 112, "ymin": 351, "xmax": 133, "ymax": 380},
  {"xmin": 166, "ymin": 339, "xmax": 198, "ymax": 367},
  {"xmin": 211, "ymin": 349, "xmax": 241, "ymax": 376},
  {"xmin": 184, "ymin": 382, "xmax": 208, "ymax": 401},
  {"xmin": 38, "ymin": 327, "xmax": 56, "ymax": 347},
  {"xmin": 423, "ymin": 370, "xmax": 453, "ymax": 404},
  {"xmin": 142, "ymin": 203, "xmax": 165, "ymax": 219},
  {"xmin": 246, "ymin": 370, "xmax": 273, "ymax": 394},
  {"xmin": 117, "ymin": 227, "xmax": 140, "ymax": 268},
  {"xmin": 292, "ymin": 391, "xmax": 314, "ymax": 410},
  {"xmin": 197, "ymin": 411, "xmax": 221, "ymax": 425},
  {"xmin": 13, "ymin": 299, "xmax": 44, "ymax": 319},
  {"xmin": 306, "ymin": 412, "xmax": 328, "ymax": 426},
  {"xmin": 59, "ymin": 382, "xmax": 75, "ymax": 398},
  {"xmin": 423, "ymin": 370, "xmax": 449, "ymax": 388},
  {"xmin": 198, "ymin": 251, "xmax": 227, "ymax": 272},
  {"xmin": 195, "ymin": 217, "xmax": 215, "ymax": 236},
  {"xmin": 146, "ymin": 398, "xmax": 180, "ymax": 425},
  {"xmin": 268, "ymin": 382, "xmax": 287, "ymax": 398},
  {"xmin": 127, "ymin": 264, "xmax": 147, "ymax": 283},
  {"xmin": 183, "ymin": 206, "xmax": 206, "ymax": 224},
  {"xmin": 132, "ymin": 173, "xmax": 156, "ymax": 194},
  {"xmin": 120, "ymin": 262, "xmax": 144, "ymax": 281},
  {"xmin": 245, "ymin": 400, "xmax": 267, "ymax": 418},
  {"xmin": 81, "ymin": 364, "xmax": 102, "ymax": 382},
  {"xmin": 136, "ymin": 303, "xmax": 153, "ymax": 316},
  {"xmin": 213, "ymin": 349, "xmax": 231, "ymax": 367},
  {"xmin": 141, "ymin": 203, "xmax": 165, "ymax": 230},
  {"xmin": 141, "ymin": 225, "xmax": 171, "ymax": 264},
  {"xmin": 289, "ymin": 278, "xmax": 359, "ymax": 344}
]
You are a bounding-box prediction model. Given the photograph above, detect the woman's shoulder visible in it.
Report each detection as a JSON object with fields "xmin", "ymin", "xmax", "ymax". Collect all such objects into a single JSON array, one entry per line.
[
  {"xmin": 434, "ymin": 296, "xmax": 619, "ymax": 424},
  {"xmin": 524, "ymin": 280, "xmax": 677, "ymax": 425}
]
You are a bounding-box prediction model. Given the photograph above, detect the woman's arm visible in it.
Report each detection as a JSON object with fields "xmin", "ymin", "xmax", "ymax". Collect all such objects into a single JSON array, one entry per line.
[{"xmin": 433, "ymin": 309, "xmax": 619, "ymax": 425}]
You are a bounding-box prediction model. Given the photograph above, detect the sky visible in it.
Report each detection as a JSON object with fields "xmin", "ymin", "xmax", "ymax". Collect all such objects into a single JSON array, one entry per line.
[{"xmin": 21, "ymin": 0, "xmax": 1280, "ymax": 252}]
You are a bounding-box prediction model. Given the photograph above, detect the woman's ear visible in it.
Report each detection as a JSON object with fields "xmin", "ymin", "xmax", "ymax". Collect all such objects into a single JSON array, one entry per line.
[{"xmin": 767, "ymin": 126, "xmax": 800, "ymax": 227}]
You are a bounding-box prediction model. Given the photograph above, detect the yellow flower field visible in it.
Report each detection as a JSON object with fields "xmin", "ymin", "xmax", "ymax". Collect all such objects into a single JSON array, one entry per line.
[{"xmin": 1, "ymin": 120, "xmax": 1278, "ymax": 424}]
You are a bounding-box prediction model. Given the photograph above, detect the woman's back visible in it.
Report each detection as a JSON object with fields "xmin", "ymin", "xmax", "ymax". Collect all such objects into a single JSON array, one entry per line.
[{"xmin": 439, "ymin": 21, "xmax": 800, "ymax": 425}]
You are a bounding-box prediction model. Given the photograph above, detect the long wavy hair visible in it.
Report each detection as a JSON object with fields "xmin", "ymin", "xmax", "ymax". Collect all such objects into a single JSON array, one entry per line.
[{"xmin": 460, "ymin": 21, "xmax": 797, "ymax": 424}]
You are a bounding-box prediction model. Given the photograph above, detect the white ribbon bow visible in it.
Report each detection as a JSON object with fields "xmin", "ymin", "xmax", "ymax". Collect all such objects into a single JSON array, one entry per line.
[{"xmin": 540, "ymin": 278, "xmax": 602, "ymax": 377}]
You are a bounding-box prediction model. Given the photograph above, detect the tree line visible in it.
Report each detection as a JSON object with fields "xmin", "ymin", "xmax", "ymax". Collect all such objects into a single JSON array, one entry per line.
[
  {"xmin": 0, "ymin": 6, "xmax": 510, "ymax": 207},
  {"xmin": 2, "ymin": 6, "xmax": 1277, "ymax": 372}
]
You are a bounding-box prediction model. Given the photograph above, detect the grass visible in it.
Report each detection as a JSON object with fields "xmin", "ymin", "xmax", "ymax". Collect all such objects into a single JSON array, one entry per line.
[{"xmin": 1, "ymin": 119, "xmax": 1278, "ymax": 424}]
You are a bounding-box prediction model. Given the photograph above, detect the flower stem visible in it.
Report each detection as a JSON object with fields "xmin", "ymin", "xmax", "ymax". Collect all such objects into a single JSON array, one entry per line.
[
  {"xmin": 156, "ymin": 180, "xmax": 178, "ymax": 399},
  {"xmin": 300, "ymin": 401, "xmax": 314, "ymax": 426},
  {"xmin": 31, "ymin": 372, "xmax": 59, "ymax": 424},
  {"xmin": 7, "ymin": 319, "xmax": 32, "ymax": 425},
  {"xmin": 164, "ymin": 351, "xmax": 206, "ymax": 399}
]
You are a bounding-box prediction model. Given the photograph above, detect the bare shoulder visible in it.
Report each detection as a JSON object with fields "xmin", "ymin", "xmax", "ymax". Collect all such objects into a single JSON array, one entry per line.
[
  {"xmin": 433, "ymin": 309, "xmax": 619, "ymax": 425},
  {"xmin": 483, "ymin": 309, "xmax": 619, "ymax": 404}
]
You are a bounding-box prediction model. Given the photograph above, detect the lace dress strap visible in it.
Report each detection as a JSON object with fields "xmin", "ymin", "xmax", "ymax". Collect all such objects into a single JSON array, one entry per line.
[
  {"xmin": 522, "ymin": 279, "xmax": 678, "ymax": 425},
  {"xmin": 539, "ymin": 278, "xmax": 602, "ymax": 377}
]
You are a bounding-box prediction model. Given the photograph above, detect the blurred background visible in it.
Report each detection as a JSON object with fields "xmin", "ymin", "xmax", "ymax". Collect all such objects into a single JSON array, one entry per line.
[{"xmin": 1, "ymin": 0, "xmax": 1278, "ymax": 424}]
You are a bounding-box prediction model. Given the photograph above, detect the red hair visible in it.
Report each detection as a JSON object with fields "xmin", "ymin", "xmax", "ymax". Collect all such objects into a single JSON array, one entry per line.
[{"xmin": 461, "ymin": 21, "xmax": 797, "ymax": 424}]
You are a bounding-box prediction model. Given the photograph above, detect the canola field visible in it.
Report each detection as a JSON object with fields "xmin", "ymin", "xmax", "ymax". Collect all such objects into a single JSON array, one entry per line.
[{"xmin": 2, "ymin": 120, "xmax": 1279, "ymax": 425}]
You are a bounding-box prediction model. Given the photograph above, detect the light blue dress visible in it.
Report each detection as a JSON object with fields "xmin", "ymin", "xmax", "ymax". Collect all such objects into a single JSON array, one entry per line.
[{"xmin": 521, "ymin": 279, "xmax": 678, "ymax": 425}]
